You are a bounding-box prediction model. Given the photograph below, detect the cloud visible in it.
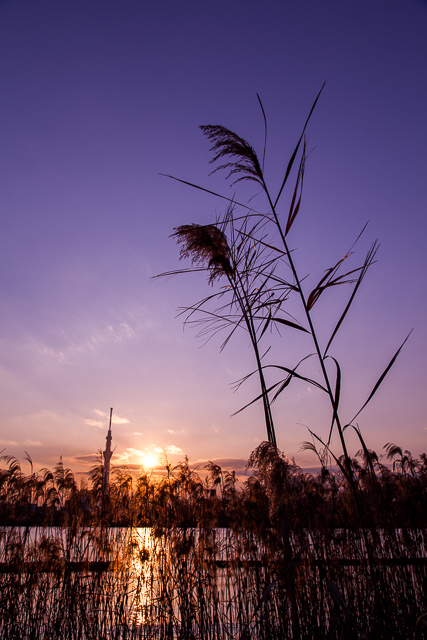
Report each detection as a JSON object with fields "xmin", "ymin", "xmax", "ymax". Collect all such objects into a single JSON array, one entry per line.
[
  {"xmin": 0, "ymin": 438, "xmax": 41, "ymax": 447},
  {"xmin": 72, "ymin": 454, "xmax": 99, "ymax": 465},
  {"xmin": 113, "ymin": 448, "xmax": 145, "ymax": 466},
  {"xmin": 111, "ymin": 452, "xmax": 128, "ymax": 465},
  {"xmin": 41, "ymin": 347, "xmax": 66, "ymax": 362},
  {"xmin": 195, "ymin": 457, "xmax": 250, "ymax": 474},
  {"xmin": 85, "ymin": 419, "xmax": 105, "ymax": 428},
  {"xmin": 94, "ymin": 409, "xmax": 129, "ymax": 424},
  {"xmin": 33, "ymin": 322, "xmax": 138, "ymax": 364},
  {"xmin": 115, "ymin": 463, "xmax": 141, "ymax": 471},
  {"xmin": 120, "ymin": 323, "xmax": 134, "ymax": 338},
  {"xmin": 134, "ymin": 432, "xmax": 142, "ymax": 435},
  {"xmin": 126, "ymin": 447, "xmax": 144, "ymax": 457},
  {"xmin": 153, "ymin": 444, "xmax": 183, "ymax": 456}
]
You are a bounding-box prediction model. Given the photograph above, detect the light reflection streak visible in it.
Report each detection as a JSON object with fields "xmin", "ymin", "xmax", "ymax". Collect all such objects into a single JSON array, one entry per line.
[
  {"xmin": 126, "ymin": 527, "xmax": 252, "ymax": 631},
  {"xmin": 129, "ymin": 528, "xmax": 155, "ymax": 626}
]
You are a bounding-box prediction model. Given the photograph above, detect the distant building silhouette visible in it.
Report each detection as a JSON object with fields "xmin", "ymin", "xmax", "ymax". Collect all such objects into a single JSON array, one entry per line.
[{"xmin": 102, "ymin": 408, "xmax": 113, "ymax": 498}]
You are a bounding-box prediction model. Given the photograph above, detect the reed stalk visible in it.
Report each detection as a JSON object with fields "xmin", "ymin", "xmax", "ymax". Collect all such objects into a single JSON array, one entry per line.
[{"xmin": 1, "ymin": 448, "xmax": 427, "ymax": 638}]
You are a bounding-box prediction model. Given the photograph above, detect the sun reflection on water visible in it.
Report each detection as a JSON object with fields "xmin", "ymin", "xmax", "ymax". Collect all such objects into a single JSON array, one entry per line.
[{"xmin": 129, "ymin": 528, "xmax": 155, "ymax": 626}]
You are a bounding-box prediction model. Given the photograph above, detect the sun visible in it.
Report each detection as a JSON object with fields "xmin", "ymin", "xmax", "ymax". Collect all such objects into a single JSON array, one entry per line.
[{"xmin": 141, "ymin": 454, "xmax": 157, "ymax": 469}]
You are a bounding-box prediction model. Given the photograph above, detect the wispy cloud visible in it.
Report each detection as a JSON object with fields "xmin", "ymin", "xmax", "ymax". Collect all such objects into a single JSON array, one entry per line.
[
  {"xmin": 113, "ymin": 447, "xmax": 145, "ymax": 466},
  {"xmin": 127, "ymin": 447, "xmax": 144, "ymax": 457},
  {"xmin": 195, "ymin": 457, "xmax": 249, "ymax": 474},
  {"xmin": 73, "ymin": 454, "xmax": 99, "ymax": 465},
  {"xmin": 84, "ymin": 419, "xmax": 105, "ymax": 428},
  {"xmin": 37, "ymin": 322, "xmax": 137, "ymax": 363},
  {"xmin": 94, "ymin": 409, "xmax": 129, "ymax": 424},
  {"xmin": 120, "ymin": 323, "xmax": 134, "ymax": 338},
  {"xmin": 154, "ymin": 444, "xmax": 183, "ymax": 456}
]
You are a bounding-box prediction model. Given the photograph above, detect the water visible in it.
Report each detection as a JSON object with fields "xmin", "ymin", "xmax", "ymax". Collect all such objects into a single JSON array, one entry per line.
[{"xmin": 1, "ymin": 526, "xmax": 427, "ymax": 638}]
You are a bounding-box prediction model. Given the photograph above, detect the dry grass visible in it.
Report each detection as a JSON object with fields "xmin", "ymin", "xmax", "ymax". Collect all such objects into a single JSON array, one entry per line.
[{"xmin": 1, "ymin": 445, "xmax": 427, "ymax": 638}]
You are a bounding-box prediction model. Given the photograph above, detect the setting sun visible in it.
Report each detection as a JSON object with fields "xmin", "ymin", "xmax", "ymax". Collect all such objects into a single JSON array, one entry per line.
[{"xmin": 141, "ymin": 454, "xmax": 157, "ymax": 469}]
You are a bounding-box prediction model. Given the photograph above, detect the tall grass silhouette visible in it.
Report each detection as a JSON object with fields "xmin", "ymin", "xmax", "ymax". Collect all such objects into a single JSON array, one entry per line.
[
  {"xmin": 0, "ymin": 91, "xmax": 422, "ymax": 639},
  {"xmin": 158, "ymin": 86, "xmax": 411, "ymax": 472},
  {"xmin": 153, "ymin": 88, "xmax": 420, "ymax": 638},
  {"xmin": 1, "ymin": 447, "xmax": 427, "ymax": 638}
]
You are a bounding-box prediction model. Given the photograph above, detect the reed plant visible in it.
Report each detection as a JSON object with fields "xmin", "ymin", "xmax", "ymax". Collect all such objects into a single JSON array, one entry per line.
[
  {"xmin": 2, "ymin": 448, "xmax": 427, "ymax": 638},
  {"xmin": 0, "ymin": 91, "xmax": 421, "ymax": 639},
  {"xmin": 153, "ymin": 89, "xmax": 420, "ymax": 638},
  {"xmin": 159, "ymin": 87, "xmax": 410, "ymax": 479}
]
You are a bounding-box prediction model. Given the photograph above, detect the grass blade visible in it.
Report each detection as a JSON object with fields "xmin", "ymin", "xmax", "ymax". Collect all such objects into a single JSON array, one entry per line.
[
  {"xmin": 325, "ymin": 356, "xmax": 341, "ymax": 443},
  {"xmin": 285, "ymin": 142, "xmax": 306, "ymax": 236},
  {"xmin": 160, "ymin": 173, "xmax": 261, "ymax": 213},
  {"xmin": 256, "ymin": 93, "xmax": 268, "ymax": 173},
  {"xmin": 253, "ymin": 315, "xmax": 309, "ymax": 333},
  {"xmin": 274, "ymin": 82, "xmax": 325, "ymax": 208},
  {"xmin": 350, "ymin": 329, "xmax": 413, "ymax": 424},
  {"xmin": 323, "ymin": 241, "xmax": 378, "ymax": 356}
]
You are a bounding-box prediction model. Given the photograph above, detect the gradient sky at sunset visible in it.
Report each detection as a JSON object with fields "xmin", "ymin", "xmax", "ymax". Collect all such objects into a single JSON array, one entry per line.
[{"xmin": 1, "ymin": 0, "xmax": 426, "ymax": 475}]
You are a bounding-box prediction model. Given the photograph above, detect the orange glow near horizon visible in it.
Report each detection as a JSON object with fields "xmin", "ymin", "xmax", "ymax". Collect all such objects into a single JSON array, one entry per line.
[{"xmin": 141, "ymin": 454, "xmax": 158, "ymax": 469}]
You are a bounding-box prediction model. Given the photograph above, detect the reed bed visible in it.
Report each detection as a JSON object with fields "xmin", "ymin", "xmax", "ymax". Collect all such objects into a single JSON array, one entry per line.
[{"xmin": 1, "ymin": 446, "xmax": 427, "ymax": 639}]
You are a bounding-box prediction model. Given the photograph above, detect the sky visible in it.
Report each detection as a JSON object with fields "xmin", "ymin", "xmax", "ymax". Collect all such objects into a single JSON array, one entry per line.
[{"xmin": 0, "ymin": 0, "xmax": 426, "ymax": 476}]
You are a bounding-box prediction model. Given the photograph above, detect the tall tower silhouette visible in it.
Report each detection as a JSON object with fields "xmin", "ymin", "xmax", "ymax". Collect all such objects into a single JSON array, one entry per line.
[{"xmin": 103, "ymin": 408, "xmax": 113, "ymax": 498}]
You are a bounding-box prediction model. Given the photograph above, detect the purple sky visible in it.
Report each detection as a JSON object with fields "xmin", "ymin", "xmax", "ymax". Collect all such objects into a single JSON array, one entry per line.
[{"xmin": 1, "ymin": 0, "xmax": 426, "ymax": 475}]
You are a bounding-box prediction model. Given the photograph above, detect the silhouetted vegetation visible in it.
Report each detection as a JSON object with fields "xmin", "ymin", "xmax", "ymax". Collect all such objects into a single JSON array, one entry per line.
[
  {"xmin": 1, "ymin": 92, "xmax": 422, "ymax": 638},
  {"xmin": 1, "ymin": 444, "xmax": 427, "ymax": 638},
  {"xmin": 157, "ymin": 88, "xmax": 412, "ymax": 553},
  {"xmin": 3, "ymin": 445, "xmax": 427, "ymax": 531},
  {"xmin": 152, "ymin": 90, "xmax": 423, "ymax": 638}
]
